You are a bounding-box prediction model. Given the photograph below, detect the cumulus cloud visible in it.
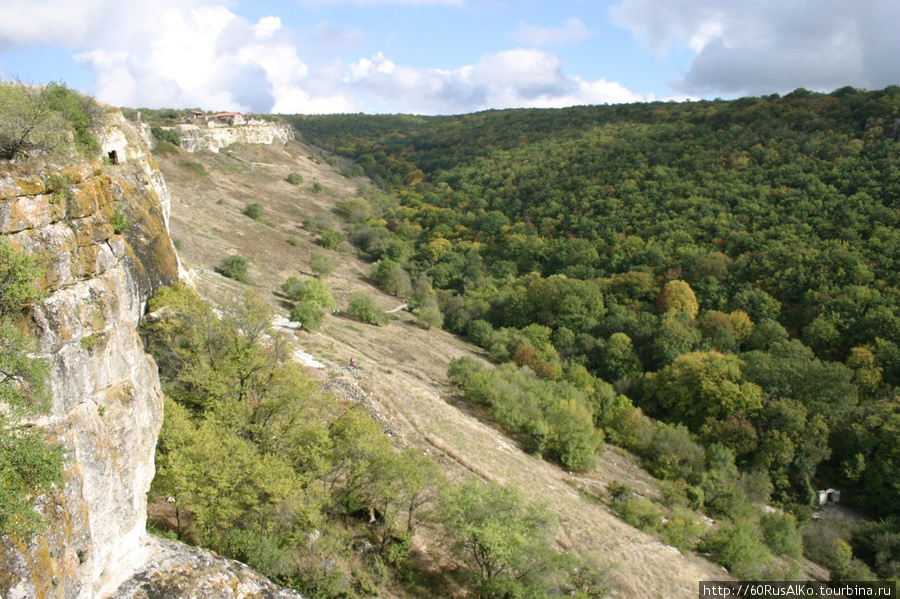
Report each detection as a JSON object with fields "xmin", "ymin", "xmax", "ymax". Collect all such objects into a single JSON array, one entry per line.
[
  {"xmin": 69, "ymin": 4, "xmax": 301, "ymax": 111},
  {"xmin": 345, "ymin": 48, "xmax": 643, "ymax": 114},
  {"xmin": 0, "ymin": 0, "xmax": 643, "ymax": 114},
  {"xmin": 611, "ymin": 0, "xmax": 900, "ymax": 96},
  {"xmin": 510, "ymin": 17, "xmax": 596, "ymax": 46}
]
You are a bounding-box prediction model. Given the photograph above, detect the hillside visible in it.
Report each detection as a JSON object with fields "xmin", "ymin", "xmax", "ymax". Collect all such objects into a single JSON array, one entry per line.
[
  {"xmin": 153, "ymin": 137, "xmax": 733, "ymax": 596},
  {"xmin": 148, "ymin": 87, "xmax": 900, "ymax": 595}
]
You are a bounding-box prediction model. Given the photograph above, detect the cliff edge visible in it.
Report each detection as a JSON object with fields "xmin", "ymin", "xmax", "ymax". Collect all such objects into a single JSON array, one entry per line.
[{"xmin": 0, "ymin": 111, "xmax": 300, "ymax": 598}]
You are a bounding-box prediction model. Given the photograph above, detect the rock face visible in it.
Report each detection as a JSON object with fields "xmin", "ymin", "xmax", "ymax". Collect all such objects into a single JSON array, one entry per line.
[
  {"xmin": 0, "ymin": 111, "xmax": 180, "ymax": 597},
  {"xmin": 110, "ymin": 538, "xmax": 303, "ymax": 599},
  {"xmin": 0, "ymin": 112, "xmax": 300, "ymax": 598},
  {"xmin": 175, "ymin": 120, "xmax": 294, "ymax": 153}
]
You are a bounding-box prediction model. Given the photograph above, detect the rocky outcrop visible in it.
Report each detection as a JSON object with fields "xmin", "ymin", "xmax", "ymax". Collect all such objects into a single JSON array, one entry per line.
[
  {"xmin": 0, "ymin": 112, "xmax": 299, "ymax": 598},
  {"xmin": 110, "ymin": 538, "xmax": 303, "ymax": 599},
  {"xmin": 174, "ymin": 120, "xmax": 293, "ymax": 153},
  {"xmin": 0, "ymin": 114, "xmax": 180, "ymax": 596}
]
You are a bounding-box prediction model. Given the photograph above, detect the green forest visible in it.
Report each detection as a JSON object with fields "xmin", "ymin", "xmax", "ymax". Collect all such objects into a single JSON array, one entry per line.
[
  {"xmin": 142, "ymin": 284, "xmax": 608, "ymax": 598},
  {"xmin": 282, "ymin": 86, "xmax": 900, "ymax": 583}
]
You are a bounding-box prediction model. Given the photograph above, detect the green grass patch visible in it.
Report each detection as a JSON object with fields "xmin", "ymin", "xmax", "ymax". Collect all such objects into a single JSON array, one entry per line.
[{"xmin": 178, "ymin": 160, "xmax": 208, "ymax": 176}]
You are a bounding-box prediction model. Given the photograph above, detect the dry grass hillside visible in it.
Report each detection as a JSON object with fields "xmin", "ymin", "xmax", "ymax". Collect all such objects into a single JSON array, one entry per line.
[{"xmin": 155, "ymin": 138, "xmax": 735, "ymax": 597}]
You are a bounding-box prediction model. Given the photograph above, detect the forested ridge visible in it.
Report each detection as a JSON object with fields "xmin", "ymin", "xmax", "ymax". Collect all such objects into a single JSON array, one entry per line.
[{"xmin": 283, "ymin": 86, "xmax": 900, "ymax": 582}]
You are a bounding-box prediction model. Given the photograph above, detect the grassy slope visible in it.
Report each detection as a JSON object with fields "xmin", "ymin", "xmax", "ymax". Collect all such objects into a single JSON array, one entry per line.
[{"xmin": 157, "ymin": 139, "xmax": 769, "ymax": 597}]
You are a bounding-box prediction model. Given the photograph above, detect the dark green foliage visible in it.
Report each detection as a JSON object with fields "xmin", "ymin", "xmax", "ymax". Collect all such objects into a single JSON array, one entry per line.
[
  {"xmin": 453, "ymin": 362, "xmax": 603, "ymax": 471},
  {"xmin": 346, "ymin": 291, "xmax": 385, "ymax": 325},
  {"xmin": 243, "ymin": 202, "xmax": 264, "ymax": 221},
  {"xmin": 0, "ymin": 240, "xmax": 63, "ymax": 539},
  {"xmin": 448, "ymin": 356, "xmax": 486, "ymax": 388},
  {"xmin": 289, "ymin": 301, "xmax": 324, "ymax": 331},
  {"xmin": 760, "ymin": 512, "xmax": 803, "ymax": 559},
  {"xmin": 803, "ymin": 520, "xmax": 878, "ymax": 582},
  {"xmin": 218, "ymin": 254, "xmax": 248, "ymax": 282},
  {"xmin": 110, "ymin": 207, "xmax": 132, "ymax": 234},
  {"xmin": 42, "ymin": 82, "xmax": 100, "ymax": 156},
  {"xmin": 284, "ymin": 88, "xmax": 900, "ymax": 576},
  {"xmin": 150, "ymin": 125, "xmax": 181, "ymax": 146},
  {"xmin": 285, "ymin": 172, "xmax": 303, "ymax": 185},
  {"xmin": 283, "ymin": 277, "xmax": 335, "ymax": 331},
  {"xmin": 0, "ymin": 238, "xmax": 43, "ymax": 317},
  {"xmin": 143, "ymin": 286, "xmax": 592, "ymax": 597},
  {"xmin": 702, "ymin": 519, "xmax": 771, "ymax": 580},
  {"xmin": 372, "ymin": 259, "xmax": 412, "ymax": 297},
  {"xmin": 319, "ymin": 229, "xmax": 343, "ymax": 249},
  {"xmin": 441, "ymin": 478, "xmax": 563, "ymax": 597},
  {"xmin": 851, "ymin": 518, "xmax": 900, "ymax": 580},
  {"xmin": 0, "ymin": 426, "xmax": 65, "ymax": 539}
]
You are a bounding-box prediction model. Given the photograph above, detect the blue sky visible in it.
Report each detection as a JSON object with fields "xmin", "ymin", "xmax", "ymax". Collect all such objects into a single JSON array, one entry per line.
[{"xmin": 1, "ymin": 0, "xmax": 898, "ymax": 115}]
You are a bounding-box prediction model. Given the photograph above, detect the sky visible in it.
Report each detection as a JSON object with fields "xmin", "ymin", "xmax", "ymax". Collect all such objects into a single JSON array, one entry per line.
[{"xmin": 1, "ymin": 0, "xmax": 899, "ymax": 115}]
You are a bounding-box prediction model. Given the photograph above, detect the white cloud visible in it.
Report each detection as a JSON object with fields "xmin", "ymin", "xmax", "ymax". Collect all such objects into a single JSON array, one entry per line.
[
  {"xmin": 1, "ymin": 0, "xmax": 644, "ymax": 114},
  {"xmin": 611, "ymin": 0, "xmax": 900, "ymax": 96},
  {"xmin": 344, "ymin": 48, "xmax": 644, "ymax": 114},
  {"xmin": 298, "ymin": 0, "xmax": 465, "ymax": 6},
  {"xmin": 70, "ymin": 4, "xmax": 292, "ymax": 111},
  {"xmin": 510, "ymin": 17, "xmax": 596, "ymax": 46}
]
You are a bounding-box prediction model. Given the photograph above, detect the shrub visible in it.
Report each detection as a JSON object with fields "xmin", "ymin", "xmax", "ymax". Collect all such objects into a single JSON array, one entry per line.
[
  {"xmin": 802, "ymin": 520, "xmax": 876, "ymax": 581},
  {"xmin": 310, "ymin": 250, "xmax": 333, "ymax": 277},
  {"xmin": 0, "ymin": 79, "xmax": 68, "ymax": 161},
  {"xmin": 373, "ymin": 260, "xmax": 412, "ymax": 297},
  {"xmin": 111, "ymin": 208, "xmax": 132, "ymax": 234},
  {"xmin": 243, "ymin": 203, "xmax": 264, "ymax": 221},
  {"xmin": 0, "ymin": 237, "xmax": 44, "ymax": 316},
  {"xmin": 151, "ymin": 125, "xmax": 181, "ymax": 146},
  {"xmin": 281, "ymin": 276, "xmax": 304, "ymax": 300},
  {"xmin": 448, "ymin": 356, "xmax": 487, "ymax": 389},
  {"xmin": 416, "ymin": 302, "xmax": 443, "ymax": 330},
  {"xmin": 43, "ymin": 82, "xmax": 99, "ymax": 156},
  {"xmin": 286, "ymin": 172, "xmax": 304, "ymax": 185},
  {"xmin": 319, "ymin": 229, "xmax": 343, "ymax": 250},
  {"xmin": 0, "ymin": 239, "xmax": 64, "ymax": 539},
  {"xmin": 760, "ymin": 512, "xmax": 803, "ymax": 559},
  {"xmin": 281, "ymin": 277, "xmax": 335, "ymax": 311},
  {"xmin": 346, "ymin": 291, "xmax": 385, "ymax": 326},
  {"xmin": 334, "ymin": 196, "xmax": 372, "ymax": 223},
  {"xmin": 290, "ymin": 301, "xmax": 325, "ymax": 331},
  {"xmin": 467, "ymin": 319, "xmax": 494, "ymax": 348},
  {"xmin": 303, "ymin": 214, "xmax": 334, "ymax": 233},
  {"xmin": 702, "ymin": 518, "xmax": 771, "ymax": 580},
  {"xmin": 544, "ymin": 399, "xmax": 601, "ymax": 471},
  {"xmin": 613, "ymin": 494, "xmax": 664, "ymax": 532},
  {"xmin": 218, "ymin": 255, "xmax": 248, "ymax": 282},
  {"xmin": 660, "ymin": 507, "xmax": 707, "ymax": 552}
]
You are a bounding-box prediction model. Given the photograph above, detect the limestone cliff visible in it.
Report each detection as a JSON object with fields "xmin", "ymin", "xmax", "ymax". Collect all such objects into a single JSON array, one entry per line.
[
  {"xmin": 174, "ymin": 120, "xmax": 293, "ymax": 153},
  {"xmin": 0, "ymin": 112, "xmax": 301, "ymax": 598}
]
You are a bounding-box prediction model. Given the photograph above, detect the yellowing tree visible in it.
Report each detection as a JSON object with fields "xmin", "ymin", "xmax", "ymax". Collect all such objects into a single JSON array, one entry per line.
[
  {"xmin": 658, "ymin": 279, "xmax": 700, "ymax": 318},
  {"xmin": 644, "ymin": 350, "xmax": 763, "ymax": 431}
]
